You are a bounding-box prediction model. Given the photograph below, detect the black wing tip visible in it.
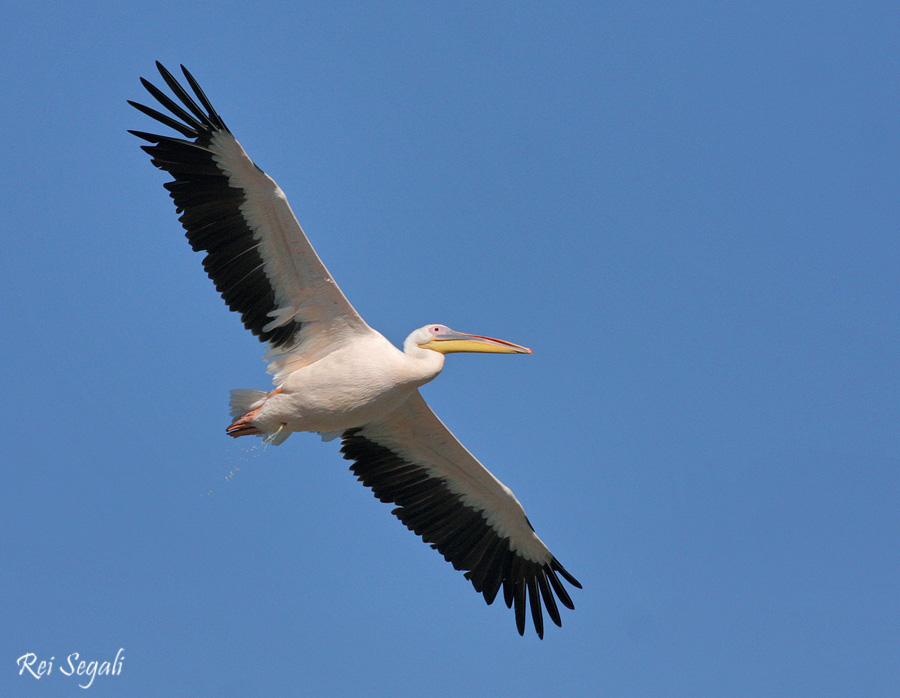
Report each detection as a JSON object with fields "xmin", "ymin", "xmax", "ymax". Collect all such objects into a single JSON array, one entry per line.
[
  {"xmin": 527, "ymin": 576, "xmax": 544, "ymax": 638},
  {"xmin": 552, "ymin": 558, "xmax": 583, "ymax": 589},
  {"xmin": 179, "ymin": 63, "xmax": 199, "ymax": 84},
  {"xmin": 153, "ymin": 61, "xmax": 183, "ymax": 89},
  {"xmin": 339, "ymin": 430, "xmax": 581, "ymax": 639},
  {"xmin": 153, "ymin": 60, "xmax": 193, "ymax": 83},
  {"xmin": 475, "ymin": 553, "xmax": 580, "ymax": 639},
  {"xmin": 131, "ymin": 62, "xmax": 228, "ymax": 139},
  {"xmin": 127, "ymin": 129, "xmax": 158, "ymax": 142},
  {"xmin": 515, "ymin": 559, "xmax": 581, "ymax": 639}
]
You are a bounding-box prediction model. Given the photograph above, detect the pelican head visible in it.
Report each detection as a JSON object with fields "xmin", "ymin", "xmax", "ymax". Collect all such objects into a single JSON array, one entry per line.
[{"xmin": 413, "ymin": 324, "xmax": 532, "ymax": 355}]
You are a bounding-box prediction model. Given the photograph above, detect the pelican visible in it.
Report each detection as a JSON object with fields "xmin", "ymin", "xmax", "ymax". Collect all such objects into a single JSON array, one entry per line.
[{"xmin": 130, "ymin": 62, "xmax": 581, "ymax": 638}]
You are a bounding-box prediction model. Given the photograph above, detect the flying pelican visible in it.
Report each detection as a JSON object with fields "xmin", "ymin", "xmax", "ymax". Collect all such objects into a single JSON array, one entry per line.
[{"xmin": 130, "ymin": 62, "xmax": 580, "ymax": 638}]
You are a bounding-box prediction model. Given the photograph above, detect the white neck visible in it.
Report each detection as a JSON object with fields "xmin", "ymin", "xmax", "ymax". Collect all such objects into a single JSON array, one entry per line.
[{"xmin": 403, "ymin": 332, "xmax": 446, "ymax": 384}]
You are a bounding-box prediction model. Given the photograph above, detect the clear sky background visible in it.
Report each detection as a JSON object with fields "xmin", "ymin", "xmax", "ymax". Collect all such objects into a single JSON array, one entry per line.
[{"xmin": 2, "ymin": 2, "xmax": 898, "ymax": 696}]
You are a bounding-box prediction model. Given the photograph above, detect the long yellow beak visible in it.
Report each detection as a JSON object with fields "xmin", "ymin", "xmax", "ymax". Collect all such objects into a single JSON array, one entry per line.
[{"xmin": 419, "ymin": 328, "xmax": 532, "ymax": 355}]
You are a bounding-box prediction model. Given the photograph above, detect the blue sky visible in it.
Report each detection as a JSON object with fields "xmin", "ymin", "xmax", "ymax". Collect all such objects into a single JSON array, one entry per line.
[{"xmin": 2, "ymin": 2, "xmax": 898, "ymax": 696}]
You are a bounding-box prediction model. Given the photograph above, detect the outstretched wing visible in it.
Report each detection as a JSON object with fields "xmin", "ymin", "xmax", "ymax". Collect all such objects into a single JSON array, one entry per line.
[
  {"xmin": 340, "ymin": 391, "xmax": 581, "ymax": 638},
  {"xmin": 129, "ymin": 62, "xmax": 370, "ymax": 383}
]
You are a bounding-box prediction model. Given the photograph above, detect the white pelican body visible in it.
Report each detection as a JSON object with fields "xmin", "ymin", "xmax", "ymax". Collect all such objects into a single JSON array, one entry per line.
[
  {"xmin": 235, "ymin": 329, "xmax": 441, "ymax": 439},
  {"xmin": 131, "ymin": 63, "xmax": 580, "ymax": 638}
]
